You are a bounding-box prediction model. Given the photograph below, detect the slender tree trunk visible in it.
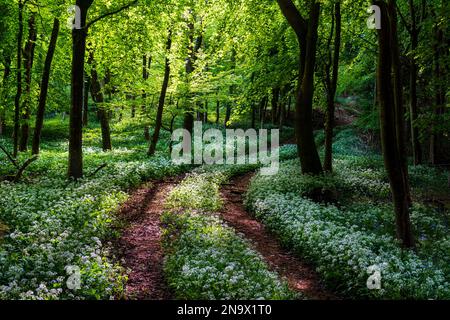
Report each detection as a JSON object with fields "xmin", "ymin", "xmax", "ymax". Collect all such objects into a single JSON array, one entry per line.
[
  {"xmin": 375, "ymin": 0, "xmax": 415, "ymax": 249},
  {"xmin": 271, "ymin": 87, "xmax": 280, "ymax": 124},
  {"xmin": 19, "ymin": 14, "xmax": 37, "ymax": 152},
  {"xmin": 88, "ymin": 50, "xmax": 111, "ymax": 151},
  {"xmin": 204, "ymin": 99, "xmax": 208, "ymax": 123},
  {"xmin": 32, "ymin": 19, "xmax": 60, "ymax": 155},
  {"xmin": 215, "ymin": 99, "xmax": 220, "ymax": 124},
  {"xmin": 68, "ymin": 0, "xmax": 92, "ymax": 179},
  {"xmin": 260, "ymin": 96, "xmax": 268, "ymax": 127},
  {"xmin": 324, "ymin": 2, "xmax": 341, "ymax": 172},
  {"xmin": 430, "ymin": 25, "xmax": 445, "ymax": 165},
  {"xmin": 0, "ymin": 55, "xmax": 12, "ymax": 136},
  {"xmin": 82, "ymin": 72, "xmax": 90, "ymax": 127},
  {"xmin": 142, "ymin": 54, "xmax": 151, "ymax": 141},
  {"xmin": 13, "ymin": 0, "xmax": 25, "ymax": 157},
  {"xmin": 183, "ymin": 14, "xmax": 202, "ymax": 134},
  {"xmin": 408, "ymin": 0, "xmax": 422, "ymax": 165},
  {"xmin": 287, "ymin": 95, "xmax": 292, "ymax": 117},
  {"xmin": 251, "ymin": 102, "xmax": 256, "ymax": 129},
  {"xmin": 148, "ymin": 31, "xmax": 172, "ymax": 156}
]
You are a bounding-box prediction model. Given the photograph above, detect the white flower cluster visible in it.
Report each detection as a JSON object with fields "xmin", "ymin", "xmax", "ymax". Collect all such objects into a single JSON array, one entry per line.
[
  {"xmin": 0, "ymin": 147, "xmax": 185, "ymax": 299},
  {"xmin": 245, "ymin": 159, "xmax": 450, "ymax": 299}
]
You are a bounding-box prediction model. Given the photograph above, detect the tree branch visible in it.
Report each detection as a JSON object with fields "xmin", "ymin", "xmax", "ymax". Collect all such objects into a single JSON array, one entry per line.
[
  {"xmin": 14, "ymin": 156, "xmax": 38, "ymax": 182},
  {"xmin": 0, "ymin": 145, "xmax": 19, "ymax": 169},
  {"xmin": 275, "ymin": 0, "xmax": 307, "ymax": 40},
  {"xmin": 88, "ymin": 163, "xmax": 108, "ymax": 178},
  {"xmin": 85, "ymin": 0, "xmax": 138, "ymax": 30}
]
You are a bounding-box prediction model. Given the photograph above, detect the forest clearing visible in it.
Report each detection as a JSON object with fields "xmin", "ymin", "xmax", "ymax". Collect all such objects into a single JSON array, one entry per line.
[{"xmin": 0, "ymin": 0, "xmax": 449, "ymax": 304}]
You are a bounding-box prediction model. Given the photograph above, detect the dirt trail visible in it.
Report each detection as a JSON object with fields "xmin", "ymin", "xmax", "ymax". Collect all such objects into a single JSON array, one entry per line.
[
  {"xmin": 115, "ymin": 168, "xmax": 335, "ymax": 300},
  {"xmin": 220, "ymin": 172, "xmax": 337, "ymax": 300},
  {"xmin": 115, "ymin": 176, "xmax": 183, "ymax": 300}
]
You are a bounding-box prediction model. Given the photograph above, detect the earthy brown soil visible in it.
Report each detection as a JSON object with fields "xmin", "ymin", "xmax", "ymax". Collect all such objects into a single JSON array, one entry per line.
[
  {"xmin": 220, "ymin": 172, "xmax": 337, "ymax": 300},
  {"xmin": 115, "ymin": 176, "xmax": 183, "ymax": 300}
]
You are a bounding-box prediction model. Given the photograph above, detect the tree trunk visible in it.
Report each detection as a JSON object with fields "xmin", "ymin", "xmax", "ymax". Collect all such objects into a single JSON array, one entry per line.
[
  {"xmin": 148, "ymin": 31, "xmax": 172, "ymax": 156},
  {"xmin": 251, "ymin": 102, "xmax": 256, "ymax": 129},
  {"xmin": 203, "ymin": 99, "xmax": 208, "ymax": 123},
  {"xmin": 82, "ymin": 72, "xmax": 90, "ymax": 127},
  {"xmin": 142, "ymin": 54, "xmax": 150, "ymax": 140},
  {"xmin": 13, "ymin": 0, "xmax": 25, "ymax": 158},
  {"xmin": 430, "ymin": 24, "xmax": 445, "ymax": 165},
  {"xmin": 287, "ymin": 95, "xmax": 292, "ymax": 117},
  {"xmin": 0, "ymin": 55, "xmax": 12, "ymax": 136},
  {"xmin": 88, "ymin": 50, "xmax": 111, "ymax": 151},
  {"xmin": 224, "ymin": 103, "xmax": 231, "ymax": 127},
  {"xmin": 32, "ymin": 19, "xmax": 60, "ymax": 155},
  {"xmin": 19, "ymin": 14, "xmax": 37, "ymax": 152},
  {"xmin": 375, "ymin": 0, "xmax": 415, "ymax": 249},
  {"xmin": 215, "ymin": 99, "xmax": 220, "ymax": 124},
  {"xmin": 68, "ymin": 0, "xmax": 93, "ymax": 179},
  {"xmin": 408, "ymin": 0, "xmax": 422, "ymax": 165},
  {"xmin": 183, "ymin": 14, "xmax": 202, "ymax": 134},
  {"xmin": 271, "ymin": 87, "xmax": 280, "ymax": 124},
  {"xmin": 276, "ymin": 0, "xmax": 323, "ymax": 174},
  {"xmin": 324, "ymin": 2, "xmax": 341, "ymax": 172},
  {"xmin": 260, "ymin": 96, "xmax": 268, "ymax": 127},
  {"xmin": 295, "ymin": 2, "xmax": 323, "ymax": 174}
]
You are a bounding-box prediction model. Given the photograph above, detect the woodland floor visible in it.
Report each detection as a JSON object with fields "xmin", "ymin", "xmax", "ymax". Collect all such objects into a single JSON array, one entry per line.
[{"xmin": 115, "ymin": 169, "xmax": 336, "ymax": 300}]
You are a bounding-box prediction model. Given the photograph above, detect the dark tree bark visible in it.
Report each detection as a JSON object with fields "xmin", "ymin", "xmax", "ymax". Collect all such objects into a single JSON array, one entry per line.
[
  {"xmin": 203, "ymin": 99, "xmax": 208, "ymax": 123},
  {"xmin": 295, "ymin": 2, "xmax": 323, "ymax": 174},
  {"xmin": 88, "ymin": 50, "xmax": 111, "ymax": 151},
  {"xmin": 408, "ymin": 0, "xmax": 423, "ymax": 165},
  {"xmin": 32, "ymin": 18, "xmax": 60, "ymax": 155},
  {"xmin": 277, "ymin": 0, "xmax": 323, "ymax": 174},
  {"xmin": 183, "ymin": 12, "xmax": 203, "ymax": 134},
  {"xmin": 389, "ymin": 0, "xmax": 409, "ymax": 175},
  {"xmin": 278, "ymin": 99, "xmax": 286, "ymax": 131},
  {"xmin": 224, "ymin": 49, "xmax": 236, "ymax": 128},
  {"xmin": 430, "ymin": 23, "xmax": 446, "ymax": 165},
  {"xmin": 271, "ymin": 87, "xmax": 280, "ymax": 124},
  {"xmin": 323, "ymin": 2, "xmax": 341, "ymax": 172},
  {"xmin": 142, "ymin": 54, "xmax": 151, "ymax": 141},
  {"xmin": 13, "ymin": 0, "xmax": 25, "ymax": 158},
  {"xmin": 68, "ymin": 0, "xmax": 93, "ymax": 179},
  {"xmin": 251, "ymin": 102, "xmax": 256, "ymax": 129},
  {"xmin": 287, "ymin": 95, "xmax": 292, "ymax": 120},
  {"xmin": 260, "ymin": 96, "xmax": 268, "ymax": 127},
  {"xmin": 224, "ymin": 102, "xmax": 231, "ymax": 127},
  {"xmin": 131, "ymin": 98, "xmax": 136, "ymax": 118},
  {"xmin": 0, "ymin": 55, "xmax": 12, "ymax": 136},
  {"xmin": 19, "ymin": 14, "xmax": 37, "ymax": 152},
  {"xmin": 375, "ymin": 0, "xmax": 415, "ymax": 249},
  {"xmin": 82, "ymin": 72, "xmax": 90, "ymax": 127},
  {"xmin": 215, "ymin": 99, "xmax": 220, "ymax": 124},
  {"xmin": 148, "ymin": 31, "xmax": 172, "ymax": 156}
]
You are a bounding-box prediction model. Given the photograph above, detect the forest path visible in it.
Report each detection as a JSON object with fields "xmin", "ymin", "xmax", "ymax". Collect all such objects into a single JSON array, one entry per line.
[
  {"xmin": 220, "ymin": 172, "xmax": 337, "ymax": 300},
  {"xmin": 115, "ymin": 175, "xmax": 184, "ymax": 300},
  {"xmin": 115, "ymin": 166, "xmax": 335, "ymax": 300}
]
